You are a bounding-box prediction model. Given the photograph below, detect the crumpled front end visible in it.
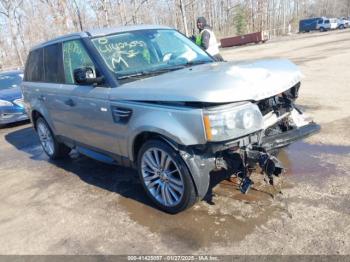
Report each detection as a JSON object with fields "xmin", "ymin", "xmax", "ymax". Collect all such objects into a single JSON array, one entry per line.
[
  {"xmin": 257, "ymin": 82, "xmax": 320, "ymax": 151},
  {"xmin": 237, "ymin": 81, "xmax": 321, "ymax": 189},
  {"xmin": 182, "ymin": 82, "xmax": 320, "ymax": 197}
]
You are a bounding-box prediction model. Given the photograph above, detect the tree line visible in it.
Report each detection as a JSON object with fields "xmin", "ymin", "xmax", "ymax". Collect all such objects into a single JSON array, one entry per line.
[{"xmin": 1, "ymin": 0, "xmax": 350, "ymax": 69}]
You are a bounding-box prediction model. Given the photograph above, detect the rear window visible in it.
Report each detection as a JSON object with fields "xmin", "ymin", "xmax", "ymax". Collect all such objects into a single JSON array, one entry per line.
[
  {"xmin": 24, "ymin": 49, "xmax": 44, "ymax": 82},
  {"xmin": 43, "ymin": 44, "xmax": 65, "ymax": 83}
]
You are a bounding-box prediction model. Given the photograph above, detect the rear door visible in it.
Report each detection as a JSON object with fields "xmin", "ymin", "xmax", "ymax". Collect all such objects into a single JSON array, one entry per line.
[
  {"xmin": 23, "ymin": 44, "xmax": 69, "ymax": 134},
  {"xmin": 40, "ymin": 43, "xmax": 67, "ymax": 133}
]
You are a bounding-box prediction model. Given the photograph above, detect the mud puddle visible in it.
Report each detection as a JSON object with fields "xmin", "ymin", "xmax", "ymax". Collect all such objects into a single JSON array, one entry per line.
[
  {"xmin": 279, "ymin": 141, "xmax": 350, "ymax": 185},
  {"xmin": 119, "ymin": 190, "xmax": 279, "ymax": 251},
  {"xmin": 118, "ymin": 172, "xmax": 288, "ymax": 250}
]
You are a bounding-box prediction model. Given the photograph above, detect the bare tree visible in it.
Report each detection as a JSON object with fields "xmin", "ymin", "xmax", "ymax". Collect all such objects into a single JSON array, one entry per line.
[
  {"xmin": 0, "ymin": 0, "xmax": 25, "ymax": 66},
  {"xmin": 72, "ymin": 0, "xmax": 84, "ymax": 30},
  {"xmin": 1, "ymin": 0, "xmax": 350, "ymax": 69},
  {"xmin": 179, "ymin": 0, "xmax": 189, "ymax": 36}
]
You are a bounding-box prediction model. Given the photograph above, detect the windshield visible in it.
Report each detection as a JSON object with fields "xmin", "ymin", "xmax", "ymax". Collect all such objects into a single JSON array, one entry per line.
[
  {"xmin": 0, "ymin": 72, "xmax": 23, "ymax": 90},
  {"xmin": 91, "ymin": 29, "xmax": 213, "ymax": 80}
]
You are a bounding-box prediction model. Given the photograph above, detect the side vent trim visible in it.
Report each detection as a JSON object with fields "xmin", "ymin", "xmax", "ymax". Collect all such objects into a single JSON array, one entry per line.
[{"xmin": 111, "ymin": 106, "xmax": 132, "ymax": 124}]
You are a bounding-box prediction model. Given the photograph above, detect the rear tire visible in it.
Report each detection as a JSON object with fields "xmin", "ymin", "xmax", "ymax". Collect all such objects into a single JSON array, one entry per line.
[
  {"xmin": 36, "ymin": 117, "xmax": 71, "ymax": 160},
  {"xmin": 137, "ymin": 139, "xmax": 197, "ymax": 214}
]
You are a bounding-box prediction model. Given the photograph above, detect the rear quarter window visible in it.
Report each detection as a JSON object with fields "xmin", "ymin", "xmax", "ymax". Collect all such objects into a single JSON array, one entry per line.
[{"xmin": 24, "ymin": 49, "xmax": 44, "ymax": 82}]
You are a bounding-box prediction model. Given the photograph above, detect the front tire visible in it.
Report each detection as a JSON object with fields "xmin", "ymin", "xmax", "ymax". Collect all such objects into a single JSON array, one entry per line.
[
  {"xmin": 137, "ymin": 139, "xmax": 197, "ymax": 214},
  {"xmin": 36, "ymin": 117, "xmax": 71, "ymax": 160}
]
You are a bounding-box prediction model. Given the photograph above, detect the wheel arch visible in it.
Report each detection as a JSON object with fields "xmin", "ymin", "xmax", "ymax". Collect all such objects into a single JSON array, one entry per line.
[
  {"xmin": 31, "ymin": 108, "xmax": 57, "ymax": 136},
  {"xmin": 31, "ymin": 110, "xmax": 43, "ymax": 130},
  {"xmin": 132, "ymin": 131, "xmax": 179, "ymax": 164}
]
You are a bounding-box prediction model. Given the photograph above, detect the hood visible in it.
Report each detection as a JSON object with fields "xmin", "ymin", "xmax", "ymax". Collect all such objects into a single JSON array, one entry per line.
[
  {"xmin": 0, "ymin": 87, "xmax": 22, "ymax": 102},
  {"xmin": 111, "ymin": 59, "xmax": 302, "ymax": 103}
]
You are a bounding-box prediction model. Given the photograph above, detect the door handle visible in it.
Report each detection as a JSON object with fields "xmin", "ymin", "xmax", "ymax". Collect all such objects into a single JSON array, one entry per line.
[{"xmin": 64, "ymin": 98, "xmax": 76, "ymax": 107}]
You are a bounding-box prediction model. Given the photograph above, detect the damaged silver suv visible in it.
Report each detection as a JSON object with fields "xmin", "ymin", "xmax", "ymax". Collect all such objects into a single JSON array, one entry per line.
[{"xmin": 22, "ymin": 25, "xmax": 320, "ymax": 213}]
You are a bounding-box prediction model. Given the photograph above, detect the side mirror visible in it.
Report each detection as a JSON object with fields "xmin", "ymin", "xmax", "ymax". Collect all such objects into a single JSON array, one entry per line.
[{"xmin": 73, "ymin": 67, "xmax": 104, "ymax": 85}]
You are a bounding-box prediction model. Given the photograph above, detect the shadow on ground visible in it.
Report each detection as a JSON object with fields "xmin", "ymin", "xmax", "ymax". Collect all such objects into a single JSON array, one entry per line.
[{"xmin": 4, "ymin": 126, "xmax": 159, "ymax": 211}]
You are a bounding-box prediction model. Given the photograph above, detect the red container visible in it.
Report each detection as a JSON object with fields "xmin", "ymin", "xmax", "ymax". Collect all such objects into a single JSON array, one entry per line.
[{"xmin": 220, "ymin": 31, "xmax": 269, "ymax": 48}]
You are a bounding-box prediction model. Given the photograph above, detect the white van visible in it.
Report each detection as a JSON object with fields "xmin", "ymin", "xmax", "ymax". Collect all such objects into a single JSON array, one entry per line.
[{"xmin": 317, "ymin": 18, "xmax": 338, "ymax": 31}]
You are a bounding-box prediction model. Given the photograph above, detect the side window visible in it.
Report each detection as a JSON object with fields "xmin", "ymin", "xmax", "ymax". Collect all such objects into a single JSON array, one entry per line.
[
  {"xmin": 43, "ymin": 43, "xmax": 65, "ymax": 83},
  {"xmin": 325, "ymin": 20, "xmax": 330, "ymax": 24},
  {"xmin": 24, "ymin": 49, "xmax": 44, "ymax": 82},
  {"xmin": 63, "ymin": 40, "xmax": 95, "ymax": 84}
]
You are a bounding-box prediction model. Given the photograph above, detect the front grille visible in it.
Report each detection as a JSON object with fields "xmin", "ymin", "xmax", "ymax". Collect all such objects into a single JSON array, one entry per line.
[
  {"xmin": 257, "ymin": 96, "xmax": 280, "ymax": 115},
  {"xmin": 256, "ymin": 82, "xmax": 300, "ymax": 116}
]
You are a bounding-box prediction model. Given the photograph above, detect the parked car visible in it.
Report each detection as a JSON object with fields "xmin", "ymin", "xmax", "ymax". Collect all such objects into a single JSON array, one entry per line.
[
  {"xmin": 0, "ymin": 70, "xmax": 28, "ymax": 126},
  {"xmin": 299, "ymin": 17, "xmax": 322, "ymax": 32},
  {"xmin": 316, "ymin": 18, "xmax": 338, "ymax": 31},
  {"xmin": 337, "ymin": 18, "xmax": 350, "ymax": 29},
  {"xmin": 22, "ymin": 25, "xmax": 320, "ymax": 213}
]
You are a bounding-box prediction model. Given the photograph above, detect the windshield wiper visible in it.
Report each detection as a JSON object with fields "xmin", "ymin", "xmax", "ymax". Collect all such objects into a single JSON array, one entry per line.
[
  {"xmin": 117, "ymin": 66, "xmax": 185, "ymax": 80},
  {"xmin": 182, "ymin": 60, "xmax": 212, "ymax": 67},
  {"xmin": 188, "ymin": 60, "xmax": 211, "ymax": 65}
]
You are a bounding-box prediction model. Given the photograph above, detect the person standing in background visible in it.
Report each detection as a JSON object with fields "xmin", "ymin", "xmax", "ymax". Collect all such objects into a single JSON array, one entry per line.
[{"xmin": 195, "ymin": 17, "xmax": 224, "ymax": 61}]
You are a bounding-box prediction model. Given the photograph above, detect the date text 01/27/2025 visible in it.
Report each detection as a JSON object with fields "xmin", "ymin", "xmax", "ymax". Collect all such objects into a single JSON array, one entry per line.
[{"xmin": 127, "ymin": 255, "xmax": 220, "ymax": 261}]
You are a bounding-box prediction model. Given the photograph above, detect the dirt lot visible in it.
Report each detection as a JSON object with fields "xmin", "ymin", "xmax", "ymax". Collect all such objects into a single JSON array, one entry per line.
[{"xmin": 0, "ymin": 30, "xmax": 349, "ymax": 255}]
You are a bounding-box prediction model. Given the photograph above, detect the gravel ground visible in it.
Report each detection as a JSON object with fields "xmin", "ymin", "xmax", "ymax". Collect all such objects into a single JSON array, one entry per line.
[{"xmin": 0, "ymin": 29, "xmax": 349, "ymax": 255}]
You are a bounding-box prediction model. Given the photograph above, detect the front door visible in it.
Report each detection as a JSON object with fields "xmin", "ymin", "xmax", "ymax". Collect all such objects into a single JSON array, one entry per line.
[{"xmin": 56, "ymin": 39, "xmax": 118, "ymax": 153}]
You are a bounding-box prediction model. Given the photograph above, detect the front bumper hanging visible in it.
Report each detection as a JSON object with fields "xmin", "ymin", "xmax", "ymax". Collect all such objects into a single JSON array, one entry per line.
[
  {"xmin": 260, "ymin": 122, "xmax": 321, "ymax": 151},
  {"xmin": 220, "ymin": 122, "xmax": 321, "ymax": 194}
]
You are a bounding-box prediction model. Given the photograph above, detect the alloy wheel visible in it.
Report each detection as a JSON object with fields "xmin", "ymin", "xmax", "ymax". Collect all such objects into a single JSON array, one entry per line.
[
  {"xmin": 37, "ymin": 121, "xmax": 55, "ymax": 156},
  {"xmin": 141, "ymin": 148, "xmax": 184, "ymax": 207}
]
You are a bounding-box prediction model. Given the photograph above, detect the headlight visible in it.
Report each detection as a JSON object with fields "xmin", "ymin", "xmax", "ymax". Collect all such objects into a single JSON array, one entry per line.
[
  {"xmin": 0, "ymin": 99, "xmax": 13, "ymax": 107},
  {"xmin": 13, "ymin": 98, "xmax": 25, "ymax": 108},
  {"xmin": 203, "ymin": 102, "xmax": 263, "ymax": 141}
]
